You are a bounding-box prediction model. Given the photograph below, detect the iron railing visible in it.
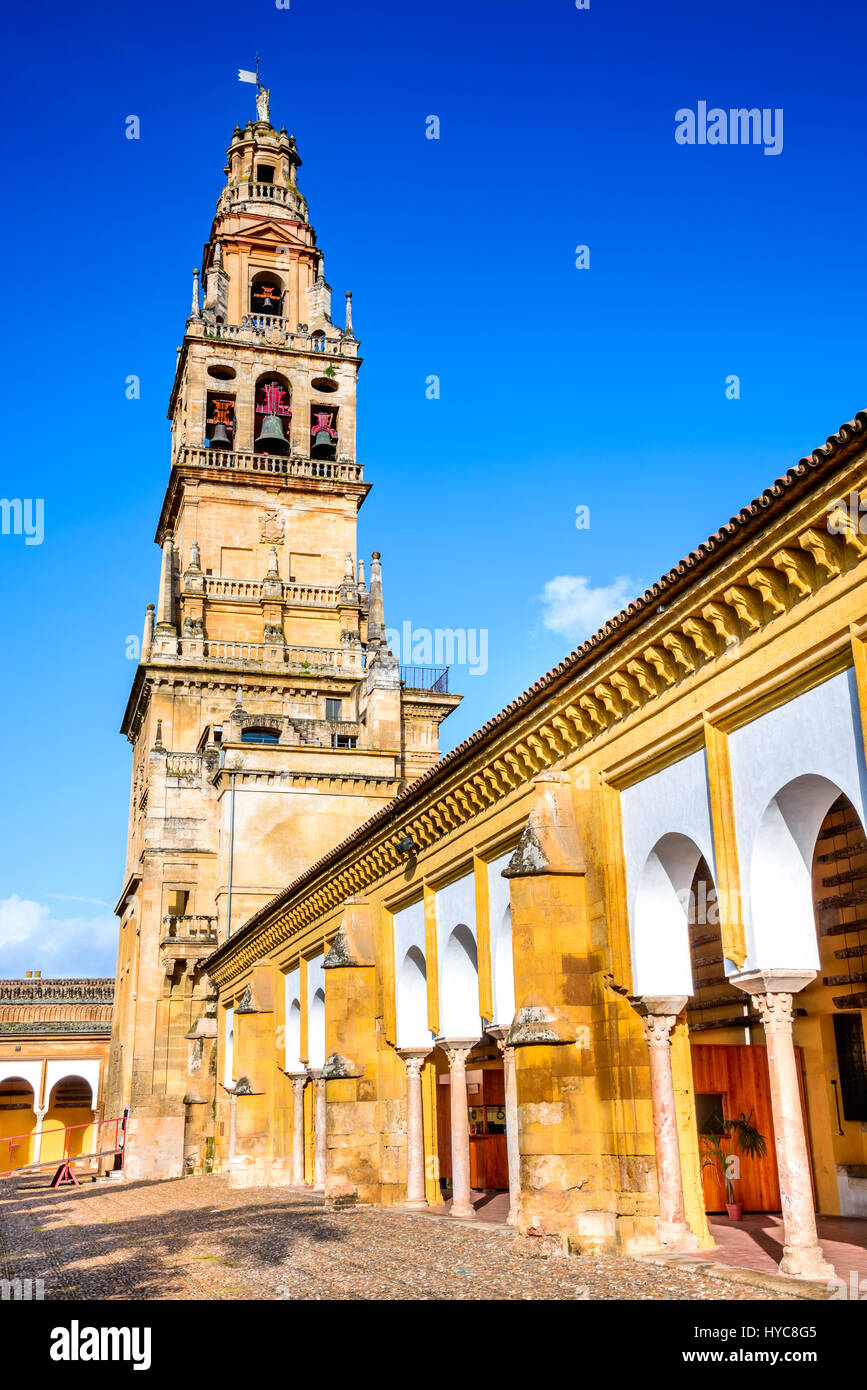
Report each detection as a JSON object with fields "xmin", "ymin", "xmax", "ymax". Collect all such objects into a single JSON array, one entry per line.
[{"xmin": 399, "ymin": 666, "xmax": 449, "ymax": 693}]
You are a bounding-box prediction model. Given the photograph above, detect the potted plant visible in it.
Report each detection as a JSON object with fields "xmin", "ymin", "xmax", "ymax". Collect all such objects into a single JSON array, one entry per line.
[{"xmin": 700, "ymin": 1110, "xmax": 767, "ymax": 1221}]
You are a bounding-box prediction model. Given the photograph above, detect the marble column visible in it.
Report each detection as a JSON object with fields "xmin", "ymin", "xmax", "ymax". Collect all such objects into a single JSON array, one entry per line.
[
  {"xmin": 289, "ymin": 1073, "xmax": 307, "ymax": 1186},
  {"xmin": 398, "ymin": 1049, "xmax": 430, "ymax": 1209},
  {"xmin": 635, "ymin": 996, "xmax": 699, "ymax": 1251},
  {"xmin": 488, "ymin": 1026, "xmax": 520, "ymax": 1225},
  {"xmin": 310, "ymin": 1071, "xmax": 327, "ymax": 1190},
  {"xmin": 32, "ymin": 1104, "xmax": 48, "ymax": 1164},
  {"xmin": 732, "ymin": 970, "xmax": 834, "ymax": 1282},
  {"xmin": 439, "ymin": 1039, "xmax": 477, "ymax": 1219}
]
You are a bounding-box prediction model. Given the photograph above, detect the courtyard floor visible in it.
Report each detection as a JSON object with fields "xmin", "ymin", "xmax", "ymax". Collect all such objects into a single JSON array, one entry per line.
[{"xmin": 0, "ymin": 1173, "xmax": 813, "ymax": 1301}]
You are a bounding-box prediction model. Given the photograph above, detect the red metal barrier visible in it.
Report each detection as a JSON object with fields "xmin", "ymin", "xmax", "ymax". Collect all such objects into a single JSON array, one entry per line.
[{"xmin": 0, "ymin": 1112, "xmax": 127, "ymax": 1182}]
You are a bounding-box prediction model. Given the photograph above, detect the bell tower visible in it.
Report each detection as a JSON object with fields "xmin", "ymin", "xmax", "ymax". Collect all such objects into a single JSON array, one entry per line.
[{"xmin": 106, "ymin": 95, "xmax": 461, "ymax": 1180}]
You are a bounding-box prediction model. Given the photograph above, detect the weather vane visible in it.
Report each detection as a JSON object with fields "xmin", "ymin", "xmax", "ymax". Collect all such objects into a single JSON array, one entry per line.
[{"xmin": 238, "ymin": 56, "xmax": 270, "ymax": 124}]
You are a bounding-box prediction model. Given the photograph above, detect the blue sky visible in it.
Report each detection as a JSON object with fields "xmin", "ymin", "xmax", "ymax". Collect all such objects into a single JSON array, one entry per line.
[{"xmin": 1, "ymin": 0, "xmax": 865, "ymax": 974}]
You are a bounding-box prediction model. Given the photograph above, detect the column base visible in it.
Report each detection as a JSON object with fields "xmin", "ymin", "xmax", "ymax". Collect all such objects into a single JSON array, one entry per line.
[
  {"xmin": 404, "ymin": 1197, "xmax": 429, "ymax": 1211},
  {"xmin": 450, "ymin": 1202, "xmax": 477, "ymax": 1219},
  {"xmin": 656, "ymin": 1219, "xmax": 700, "ymax": 1252},
  {"xmin": 779, "ymin": 1244, "xmax": 835, "ymax": 1282}
]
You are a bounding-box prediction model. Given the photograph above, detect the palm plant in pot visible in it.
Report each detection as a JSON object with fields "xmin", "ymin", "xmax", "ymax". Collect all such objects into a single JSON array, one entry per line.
[{"xmin": 700, "ymin": 1110, "xmax": 767, "ymax": 1221}]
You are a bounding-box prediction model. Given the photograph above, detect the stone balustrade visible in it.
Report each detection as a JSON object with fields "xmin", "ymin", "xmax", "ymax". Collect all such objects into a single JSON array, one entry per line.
[
  {"xmin": 176, "ymin": 446, "xmax": 364, "ymax": 484},
  {"xmin": 161, "ymin": 915, "xmax": 218, "ymax": 944},
  {"xmin": 203, "ymin": 576, "xmax": 341, "ymax": 606},
  {"xmin": 194, "ymin": 317, "xmax": 358, "ymax": 358}
]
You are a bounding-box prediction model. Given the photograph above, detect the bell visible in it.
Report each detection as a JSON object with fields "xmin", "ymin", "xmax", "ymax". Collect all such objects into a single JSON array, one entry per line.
[
  {"xmin": 256, "ymin": 413, "xmax": 289, "ymax": 453},
  {"xmin": 209, "ymin": 422, "xmax": 231, "ymax": 447},
  {"xmin": 312, "ymin": 428, "xmax": 335, "ymax": 456}
]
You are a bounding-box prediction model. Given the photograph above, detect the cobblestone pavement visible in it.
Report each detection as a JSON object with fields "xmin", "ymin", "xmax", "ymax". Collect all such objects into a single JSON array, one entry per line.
[{"xmin": 0, "ymin": 1174, "xmax": 801, "ymax": 1301}]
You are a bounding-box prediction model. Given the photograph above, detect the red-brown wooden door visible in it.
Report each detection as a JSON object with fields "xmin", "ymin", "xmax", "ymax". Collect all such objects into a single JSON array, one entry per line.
[{"xmin": 690, "ymin": 1042, "xmax": 813, "ymax": 1213}]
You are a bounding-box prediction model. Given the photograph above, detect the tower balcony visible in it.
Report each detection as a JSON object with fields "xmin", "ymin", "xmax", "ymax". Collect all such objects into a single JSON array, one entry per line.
[
  {"xmin": 176, "ymin": 445, "xmax": 364, "ymax": 484},
  {"xmin": 189, "ymin": 316, "xmax": 360, "ymax": 359},
  {"xmin": 203, "ymin": 576, "xmax": 341, "ymax": 607},
  {"xmin": 218, "ymin": 180, "xmax": 308, "ymax": 219},
  {"xmin": 173, "ymin": 640, "xmax": 368, "ymax": 676}
]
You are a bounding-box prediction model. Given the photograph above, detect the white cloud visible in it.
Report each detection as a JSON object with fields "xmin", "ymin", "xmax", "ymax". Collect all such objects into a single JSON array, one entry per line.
[
  {"xmin": 0, "ymin": 895, "xmax": 117, "ymax": 977},
  {"xmin": 539, "ymin": 574, "xmax": 637, "ymax": 642}
]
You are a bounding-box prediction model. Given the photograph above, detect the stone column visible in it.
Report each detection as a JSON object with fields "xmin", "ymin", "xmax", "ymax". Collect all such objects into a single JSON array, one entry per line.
[
  {"xmin": 488, "ymin": 1027, "xmax": 520, "ymax": 1225},
  {"xmin": 32, "ymin": 1105, "xmax": 48, "ymax": 1165},
  {"xmin": 732, "ymin": 970, "xmax": 834, "ymax": 1282},
  {"xmin": 289, "ymin": 1074, "xmax": 307, "ymax": 1186},
  {"xmin": 310, "ymin": 1071, "xmax": 327, "ymax": 1190},
  {"xmin": 398, "ymin": 1049, "xmax": 430, "ymax": 1209},
  {"xmin": 439, "ymin": 1039, "xmax": 477, "ymax": 1219},
  {"xmin": 634, "ymin": 997, "xmax": 699, "ymax": 1251},
  {"xmin": 227, "ymin": 1089, "xmax": 237, "ymax": 1164}
]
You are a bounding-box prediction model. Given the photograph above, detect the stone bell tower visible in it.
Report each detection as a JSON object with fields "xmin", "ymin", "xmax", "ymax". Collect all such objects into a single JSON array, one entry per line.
[{"xmin": 105, "ymin": 95, "xmax": 461, "ymax": 1180}]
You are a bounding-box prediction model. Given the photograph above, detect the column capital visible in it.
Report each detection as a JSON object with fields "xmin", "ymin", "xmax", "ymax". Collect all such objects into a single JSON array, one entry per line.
[
  {"xmin": 630, "ymin": 996, "xmax": 688, "ymax": 1048},
  {"xmin": 730, "ymin": 968, "xmax": 816, "ymax": 999},
  {"xmin": 397, "ymin": 1048, "xmax": 430, "ymax": 1078},
  {"xmin": 33, "ymin": 1104, "xmax": 48, "ymax": 1120},
  {"xmin": 436, "ymin": 1037, "xmax": 477, "ymax": 1070},
  {"xmin": 288, "ymin": 1072, "xmax": 308, "ymax": 1094},
  {"xmin": 485, "ymin": 1024, "xmax": 510, "ymax": 1053}
]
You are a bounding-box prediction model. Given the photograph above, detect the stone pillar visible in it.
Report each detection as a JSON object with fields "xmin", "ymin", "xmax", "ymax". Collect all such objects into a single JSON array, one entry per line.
[
  {"xmin": 488, "ymin": 1027, "xmax": 520, "ymax": 1225},
  {"xmin": 227, "ymin": 1089, "xmax": 237, "ymax": 1163},
  {"xmin": 439, "ymin": 1039, "xmax": 477, "ymax": 1219},
  {"xmin": 32, "ymin": 1105, "xmax": 48, "ymax": 1165},
  {"xmin": 398, "ymin": 1050, "xmax": 430, "ymax": 1209},
  {"xmin": 634, "ymin": 997, "xmax": 699, "ymax": 1251},
  {"xmin": 732, "ymin": 970, "xmax": 834, "ymax": 1282},
  {"xmin": 311, "ymin": 1071, "xmax": 327, "ymax": 1190},
  {"xmin": 289, "ymin": 1074, "xmax": 307, "ymax": 1186}
]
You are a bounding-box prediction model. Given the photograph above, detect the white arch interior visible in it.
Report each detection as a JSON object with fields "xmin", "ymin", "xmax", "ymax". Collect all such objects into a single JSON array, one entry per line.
[
  {"xmin": 393, "ymin": 899, "xmax": 428, "ymax": 1047},
  {"xmin": 307, "ymin": 952, "xmax": 326, "ymax": 1069},
  {"xmin": 729, "ymin": 669, "xmax": 867, "ymax": 970},
  {"xmin": 397, "ymin": 946, "xmax": 428, "ymax": 1048},
  {"xmin": 45, "ymin": 1058, "xmax": 99, "ymax": 1108},
  {"xmin": 621, "ymin": 749, "xmax": 717, "ymax": 994},
  {"xmin": 284, "ymin": 966, "xmax": 302, "ymax": 1071},
  {"xmin": 441, "ymin": 925, "xmax": 480, "ymax": 1038},
  {"xmin": 488, "ymin": 851, "xmax": 515, "ymax": 1027},
  {"xmin": 0, "ymin": 1060, "xmax": 42, "ymax": 1096},
  {"xmin": 632, "ymin": 833, "xmax": 704, "ymax": 997},
  {"xmin": 436, "ymin": 874, "xmax": 481, "ymax": 1039}
]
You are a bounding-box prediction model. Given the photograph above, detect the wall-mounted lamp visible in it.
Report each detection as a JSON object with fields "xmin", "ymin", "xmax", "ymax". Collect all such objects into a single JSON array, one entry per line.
[{"xmin": 395, "ymin": 834, "xmax": 419, "ymax": 858}]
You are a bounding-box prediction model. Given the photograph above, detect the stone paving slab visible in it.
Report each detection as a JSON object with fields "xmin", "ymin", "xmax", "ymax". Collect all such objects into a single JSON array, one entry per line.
[{"xmin": 0, "ymin": 1174, "xmax": 805, "ymax": 1301}]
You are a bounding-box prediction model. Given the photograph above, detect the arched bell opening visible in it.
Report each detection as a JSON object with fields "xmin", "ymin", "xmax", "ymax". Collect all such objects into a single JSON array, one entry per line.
[
  {"xmin": 249, "ymin": 272, "xmax": 284, "ymax": 318},
  {"xmin": 309, "ymin": 405, "xmax": 338, "ymax": 460},
  {"xmin": 254, "ymin": 374, "xmax": 292, "ymax": 453},
  {"xmin": 205, "ymin": 390, "xmax": 235, "ymax": 449}
]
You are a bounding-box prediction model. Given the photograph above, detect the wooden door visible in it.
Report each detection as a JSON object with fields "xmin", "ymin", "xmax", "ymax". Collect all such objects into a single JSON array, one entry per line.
[{"xmin": 690, "ymin": 1042, "xmax": 812, "ymax": 1213}]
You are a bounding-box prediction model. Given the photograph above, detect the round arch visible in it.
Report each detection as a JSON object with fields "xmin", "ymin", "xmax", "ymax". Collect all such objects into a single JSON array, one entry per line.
[
  {"xmin": 748, "ymin": 773, "xmax": 861, "ymax": 971},
  {"xmin": 490, "ymin": 903, "xmax": 515, "ymax": 1028},
  {"xmin": 632, "ymin": 832, "xmax": 712, "ymax": 997},
  {"xmin": 397, "ymin": 945, "xmax": 428, "ymax": 1048},
  {"xmin": 440, "ymin": 924, "xmax": 479, "ymax": 1038},
  {"xmin": 308, "ymin": 987, "xmax": 326, "ymax": 1070}
]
